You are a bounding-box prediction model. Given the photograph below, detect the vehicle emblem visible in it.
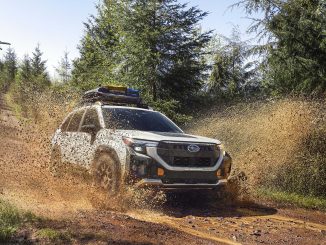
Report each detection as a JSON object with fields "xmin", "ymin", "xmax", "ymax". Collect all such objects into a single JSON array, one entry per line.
[{"xmin": 187, "ymin": 144, "xmax": 200, "ymax": 153}]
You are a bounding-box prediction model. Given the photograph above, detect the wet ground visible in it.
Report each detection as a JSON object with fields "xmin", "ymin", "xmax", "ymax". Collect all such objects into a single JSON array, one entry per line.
[{"xmin": 1, "ymin": 95, "xmax": 326, "ymax": 245}]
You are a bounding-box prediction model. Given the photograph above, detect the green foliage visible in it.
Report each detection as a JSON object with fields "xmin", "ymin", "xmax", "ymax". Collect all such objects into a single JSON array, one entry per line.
[
  {"xmin": 55, "ymin": 51, "xmax": 71, "ymax": 84},
  {"xmin": 72, "ymin": 1, "xmax": 120, "ymax": 90},
  {"xmin": 269, "ymin": 0, "xmax": 326, "ymax": 94},
  {"xmin": 36, "ymin": 228, "xmax": 72, "ymax": 242},
  {"xmin": 150, "ymin": 99, "xmax": 192, "ymax": 125},
  {"xmin": 0, "ymin": 199, "xmax": 37, "ymax": 242},
  {"xmin": 20, "ymin": 55, "xmax": 32, "ymax": 84},
  {"xmin": 1, "ymin": 47, "xmax": 17, "ymax": 92},
  {"xmin": 208, "ymin": 27, "xmax": 259, "ymax": 97},
  {"xmin": 238, "ymin": 0, "xmax": 326, "ymax": 95},
  {"xmin": 257, "ymin": 188, "xmax": 326, "ymax": 211},
  {"xmin": 31, "ymin": 44, "xmax": 50, "ymax": 90},
  {"xmin": 73, "ymin": 0, "xmax": 212, "ymax": 109},
  {"xmin": 0, "ymin": 45, "xmax": 53, "ymax": 118},
  {"xmin": 122, "ymin": 0, "xmax": 211, "ymax": 104},
  {"xmin": 0, "ymin": 199, "xmax": 21, "ymax": 241},
  {"xmin": 15, "ymin": 55, "xmax": 33, "ymax": 114}
]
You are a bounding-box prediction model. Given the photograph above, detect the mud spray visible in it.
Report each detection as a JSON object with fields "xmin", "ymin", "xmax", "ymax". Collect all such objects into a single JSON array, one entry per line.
[
  {"xmin": 189, "ymin": 98, "xmax": 322, "ymax": 196},
  {"xmin": 0, "ymin": 93, "xmax": 323, "ymax": 217},
  {"xmin": 2, "ymin": 93, "xmax": 326, "ymax": 244},
  {"xmin": 0, "ymin": 91, "xmax": 170, "ymax": 219}
]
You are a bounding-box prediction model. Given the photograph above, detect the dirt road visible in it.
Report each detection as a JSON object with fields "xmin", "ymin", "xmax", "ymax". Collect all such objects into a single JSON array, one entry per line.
[{"xmin": 1, "ymin": 95, "xmax": 326, "ymax": 245}]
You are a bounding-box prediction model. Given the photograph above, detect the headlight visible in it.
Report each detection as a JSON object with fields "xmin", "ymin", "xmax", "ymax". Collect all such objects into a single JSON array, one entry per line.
[{"xmin": 122, "ymin": 137, "xmax": 158, "ymax": 154}]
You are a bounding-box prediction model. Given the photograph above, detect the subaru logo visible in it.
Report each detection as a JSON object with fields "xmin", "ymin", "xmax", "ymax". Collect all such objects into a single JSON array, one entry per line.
[{"xmin": 187, "ymin": 144, "xmax": 200, "ymax": 153}]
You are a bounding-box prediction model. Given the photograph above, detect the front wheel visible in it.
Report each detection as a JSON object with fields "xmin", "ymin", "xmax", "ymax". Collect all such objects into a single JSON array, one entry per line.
[{"xmin": 93, "ymin": 153, "xmax": 120, "ymax": 196}]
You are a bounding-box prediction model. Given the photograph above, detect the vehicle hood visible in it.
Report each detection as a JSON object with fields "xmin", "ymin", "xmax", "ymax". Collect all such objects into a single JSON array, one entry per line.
[{"xmin": 115, "ymin": 130, "xmax": 221, "ymax": 144}]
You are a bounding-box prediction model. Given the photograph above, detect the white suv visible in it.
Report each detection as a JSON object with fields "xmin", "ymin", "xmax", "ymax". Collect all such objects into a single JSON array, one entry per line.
[{"xmin": 50, "ymin": 87, "xmax": 232, "ymax": 195}]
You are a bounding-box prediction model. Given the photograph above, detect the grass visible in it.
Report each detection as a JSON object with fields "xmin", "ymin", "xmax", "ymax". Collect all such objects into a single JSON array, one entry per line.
[
  {"xmin": 0, "ymin": 198, "xmax": 40, "ymax": 242},
  {"xmin": 4, "ymin": 92, "xmax": 24, "ymax": 121},
  {"xmin": 0, "ymin": 198, "xmax": 71, "ymax": 243},
  {"xmin": 36, "ymin": 228, "xmax": 72, "ymax": 242},
  {"xmin": 257, "ymin": 188, "xmax": 326, "ymax": 211},
  {"xmin": 0, "ymin": 199, "xmax": 23, "ymax": 241}
]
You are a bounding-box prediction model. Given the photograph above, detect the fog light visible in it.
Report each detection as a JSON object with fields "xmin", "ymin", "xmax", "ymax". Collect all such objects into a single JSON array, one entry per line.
[{"xmin": 157, "ymin": 168, "xmax": 164, "ymax": 176}]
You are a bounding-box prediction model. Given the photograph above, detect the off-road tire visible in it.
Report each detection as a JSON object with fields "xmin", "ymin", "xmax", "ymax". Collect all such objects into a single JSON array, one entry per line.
[
  {"xmin": 94, "ymin": 153, "xmax": 120, "ymax": 196},
  {"xmin": 49, "ymin": 147, "xmax": 62, "ymax": 177}
]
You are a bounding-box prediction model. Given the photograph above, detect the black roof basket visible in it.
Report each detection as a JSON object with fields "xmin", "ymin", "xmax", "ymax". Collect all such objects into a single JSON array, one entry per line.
[{"xmin": 81, "ymin": 86, "xmax": 149, "ymax": 109}]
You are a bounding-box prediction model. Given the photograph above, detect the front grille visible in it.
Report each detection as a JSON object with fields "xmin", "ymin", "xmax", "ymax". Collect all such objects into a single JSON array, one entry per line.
[
  {"xmin": 173, "ymin": 157, "xmax": 211, "ymax": 166},
  {"xmin": 157, "ymin": 142, "xmax": 220, "ymax": 167}
]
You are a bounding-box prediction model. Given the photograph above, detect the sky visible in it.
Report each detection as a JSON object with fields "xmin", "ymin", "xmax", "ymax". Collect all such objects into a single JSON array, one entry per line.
[{"xmin": 0, "ymin": 0, "xmax": 257, "ymax": 77}]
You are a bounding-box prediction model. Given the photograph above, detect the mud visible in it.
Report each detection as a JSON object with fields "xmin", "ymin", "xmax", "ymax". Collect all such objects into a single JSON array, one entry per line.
[{"xmin": 1, "ymin": 95, "xmax": 326, "ymax": 245}]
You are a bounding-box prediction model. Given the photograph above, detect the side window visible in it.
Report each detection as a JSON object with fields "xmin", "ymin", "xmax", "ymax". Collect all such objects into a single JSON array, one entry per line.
[
  {"xmin": 82, "ymin": 108, "xmax": 101, "ymax": 131},
  {"xmin": 61, "ymin": 114, "xmax": 73, "ymax": 132},
  {"xmin": 66, "ymin": 110, "xmax": 85, "ymax": 132}
]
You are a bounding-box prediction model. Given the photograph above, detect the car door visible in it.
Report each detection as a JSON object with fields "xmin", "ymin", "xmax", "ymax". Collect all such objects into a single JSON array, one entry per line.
[
  {"xmin": 62, "ymin": 109, "xmax": 86, "ymax": 165},
  {"xmin": 77, "ymin": 107, "xmax": 102, "ymax": 168}
]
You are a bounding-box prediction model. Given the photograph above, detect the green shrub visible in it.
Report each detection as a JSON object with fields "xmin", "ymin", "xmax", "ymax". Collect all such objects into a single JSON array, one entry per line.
[
  {"xmin": 36, "ymin": 228, "xmax": 71, "ymax": 242},
  {"xmin": 150, "ymin": 99, "xmax": 192, "ymax": 125},
  {"xmin": 0, "ymin": 199, "xmax": 39, "ymax": 242},
  {"xmin": 257, "ymin": 188, "xmax": 326, "ymax": 210},
  {"xmin": 0, "ymin": 199, "xmax": 22, "ymax": 241}
]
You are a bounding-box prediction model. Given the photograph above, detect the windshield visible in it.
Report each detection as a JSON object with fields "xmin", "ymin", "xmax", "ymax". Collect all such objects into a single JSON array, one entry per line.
[{"xmin": 102, "ymin": 107, "xmax": 182, "ymax": 133}]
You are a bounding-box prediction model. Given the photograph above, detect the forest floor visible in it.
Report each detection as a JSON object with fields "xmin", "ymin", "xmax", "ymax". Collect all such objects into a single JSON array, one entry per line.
[{"xmin": 1, "ymin": 95, "xmax": 326, "ymax": 245}]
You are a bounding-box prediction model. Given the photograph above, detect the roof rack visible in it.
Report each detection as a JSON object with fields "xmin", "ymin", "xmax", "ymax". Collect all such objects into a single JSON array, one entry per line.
[{"xmin": 81, "ymin": 85, "xmax": 149, "ymax": 109}]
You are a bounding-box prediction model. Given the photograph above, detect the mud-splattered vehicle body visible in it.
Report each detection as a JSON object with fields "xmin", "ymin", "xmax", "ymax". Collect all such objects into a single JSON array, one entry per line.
[{"xmin": 50, "ymin": 86, "xmax": 232, "ymax": 194}]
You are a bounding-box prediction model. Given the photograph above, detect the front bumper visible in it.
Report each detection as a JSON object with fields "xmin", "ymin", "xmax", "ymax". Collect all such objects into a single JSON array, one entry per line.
[
  {"xmin": 127, "ymin": 150, "xmax": 232, "ymax": 190},
  {"xmin": 135, "ymin": 178, "xmax": 227, "ymax": 189}
]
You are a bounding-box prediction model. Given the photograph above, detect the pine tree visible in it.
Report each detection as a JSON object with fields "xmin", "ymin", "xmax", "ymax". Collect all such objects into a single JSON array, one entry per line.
[
  {"xmin": 15, "ymin": 55, "xmax": 33, "ymax": 110},
  {"xmin": 117, "ymin": 0, "xmax": 212, "ymax": 104},
  {"xmin": 31, "ymin": 44, "xmax": 50, "ymax": 89},
  {"xmin": 236, "ymin": 0, "xmax": 326, "ymax": 94},
  {"xmin": 73, "ymin": 0, "xmax": 212, "ymax": 107},
  {"xmin": 209, "ymin": 27, "xmax": 257, "ymax": 96},
  {"xmin": 56, "ymin": 51, "xmax": 71, "ymax": 83},
  {"xmin": 2, "ymin": 47, "xmax": 17, "ymax": 91},
  {"xmin": 72, "ymin": 1, "xmax": 119, "ymax": 90},
  {"xmin": 20, "ymin": 55, "xmax": 32, "ymax": 84}
]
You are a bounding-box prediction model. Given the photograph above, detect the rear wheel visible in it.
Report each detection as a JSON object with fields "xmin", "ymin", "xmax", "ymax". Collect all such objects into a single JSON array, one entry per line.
[{"xmin": 94, "ymin": 153, "xmax": 120, "ymax": 196}]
